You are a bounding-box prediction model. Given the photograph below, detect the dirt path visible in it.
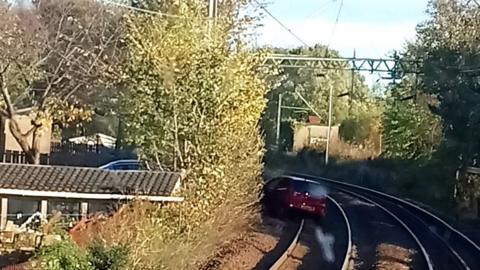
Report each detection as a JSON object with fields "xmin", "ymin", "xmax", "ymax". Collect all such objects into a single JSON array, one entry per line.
[{"xmin": 199, "ymin": 217, "xmax": 290, "ymax": 270}]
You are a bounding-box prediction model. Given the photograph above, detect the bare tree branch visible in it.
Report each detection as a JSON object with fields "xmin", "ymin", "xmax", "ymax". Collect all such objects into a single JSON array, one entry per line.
[
  {"xmin": 15, "ymin": 107, "xmax": 33, "ymax": 114},
  {"xmin": 0, "ymin": 67, "xmax": 15, "ymax": 117},
  {"xmin": 22, "ymin": 125, "xmax": 39, "ymax": 138},
  {"xmin": 0, "ymin": 108, "xmax": 8, "ymax": 117}
]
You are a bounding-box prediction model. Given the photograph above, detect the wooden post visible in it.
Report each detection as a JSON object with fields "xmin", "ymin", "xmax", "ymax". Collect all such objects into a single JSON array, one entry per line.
[
  {"xmin": 80, "ymin": 202, "xmax": 88, "ymax": 219},
  {"xmin": 40, "ymin": 200, "xmax": 48, "ymax": 220},
  {"xmin": 1, "ymin": 197, "xmax": 8, "ymax": 230}
]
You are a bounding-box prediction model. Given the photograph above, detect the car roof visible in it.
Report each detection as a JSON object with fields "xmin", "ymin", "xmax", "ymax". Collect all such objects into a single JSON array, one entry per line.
[
  {"xmin": 265, "ymin": 175, "xmax": 320, "ymax": 185},
  {"xmin": 264, "ymin": 175, "xmax": 328, "ymax": 195},
  {"xmin": 99, "ymin": 159, "xmax": 142, "ymax": 169}
]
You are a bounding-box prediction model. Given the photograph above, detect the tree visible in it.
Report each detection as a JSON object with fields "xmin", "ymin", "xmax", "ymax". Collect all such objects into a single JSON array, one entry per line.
[
  {"xmin": 0, "ymin": 0, "xmax": 123, "ymax": 164},
  {"xmin": 393, "ymin": 0, "xmax": 480, "ymax": 209},
  {"xmin": 117, "ymin": 1, "xmax": 270, "ymax": 268},
  {"xmin": 382, "ymin": 101, "xmax": 442, "ymax": 161},
  {"xmin": 401, "ymin": 0, "xmax": 480, "ymax": 165},
  {"xmin": 261, "ymin": 45, "xmax": 377, "ymax": 149}
]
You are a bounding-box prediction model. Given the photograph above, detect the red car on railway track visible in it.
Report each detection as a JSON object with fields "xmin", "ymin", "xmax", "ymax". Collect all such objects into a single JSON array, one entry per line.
[{"xmin": 263, "ymin": 176, "xmax": 328, "ymax": 218}]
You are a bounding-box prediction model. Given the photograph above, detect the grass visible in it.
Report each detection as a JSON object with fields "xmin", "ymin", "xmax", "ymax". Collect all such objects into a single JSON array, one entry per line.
[{"xmin": 70, "ymin": 200, "xmax": 258, "ymax": 270}]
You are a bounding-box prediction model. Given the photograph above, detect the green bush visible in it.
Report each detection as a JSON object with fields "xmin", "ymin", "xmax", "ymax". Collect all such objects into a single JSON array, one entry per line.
[
  {"xmin": 382, "ymin": 102, "xmax": 442, "ymax": 161},
  {"xmin": 38, "ymin": 240, "xmax": 89, "ymax": 270},
  {"xmin": 87, "ymin": 243, "xmax": 129, "ymax": 270},
  {"xmin": 339, "ymin": 117, "xmax": 375, "ymax": 144},
  {"xmin": 37, "ymin": 239, "xmax": 129, "ymax": 270}
]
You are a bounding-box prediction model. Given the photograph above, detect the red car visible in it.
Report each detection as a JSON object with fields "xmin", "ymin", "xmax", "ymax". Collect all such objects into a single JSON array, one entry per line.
[{"xmin": 263, "ymin": 176, "xmax": 327, "ymax": 217}]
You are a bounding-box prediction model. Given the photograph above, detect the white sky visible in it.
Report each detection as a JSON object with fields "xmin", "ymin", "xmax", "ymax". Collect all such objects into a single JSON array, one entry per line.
[{"xmin": 254, "ymin": 0, "xmax": 430, "ymax": 85}]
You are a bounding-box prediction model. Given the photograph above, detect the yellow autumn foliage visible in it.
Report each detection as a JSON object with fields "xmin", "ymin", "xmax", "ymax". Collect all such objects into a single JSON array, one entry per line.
[{"xmin": 103, "ymin": 1, "xmax": 271, "ymax": 269}]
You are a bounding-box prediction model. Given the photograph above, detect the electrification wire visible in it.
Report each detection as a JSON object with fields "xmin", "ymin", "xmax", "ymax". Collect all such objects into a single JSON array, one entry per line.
[
  {"xmin": 102, "ymin": 0, "xmax": 179, "ymax": 17},
  {"xmin": 102, "ymin": 0, "xmax": 215, "ymax": 20},
  {"xmin": 253, "ymin": 0, "xmax": 309, "ymax": 47},
  {"xmin": 325, "ymin": 0, "xmax": 344, "ymax": 56},
  {"xmin": 303, "ymin": 0, "xmax": 336, "ymax": 20}
]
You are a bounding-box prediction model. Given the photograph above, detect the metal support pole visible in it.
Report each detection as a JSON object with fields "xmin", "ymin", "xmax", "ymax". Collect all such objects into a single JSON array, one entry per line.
[
  {"xmin": 208, "ymin": 0, "xmax": 217, "ymax": 18},
  {"xmin": 276, "ymin": 93, "xmax": 283, "ymax": 146},
  {"xmin": 294, "ymin": 87, "xmax": 323, "ymax": 119},
  {"xmin": 349, "ymin": 49, "xmax": 356, "ymax": 115},
  {"xmin": 207, "ymin": 0, "xmax": 217, "ymax": 35},
  {"xmin": 325, "ymin": 85, "xmax": 334, "ymax": 165}
]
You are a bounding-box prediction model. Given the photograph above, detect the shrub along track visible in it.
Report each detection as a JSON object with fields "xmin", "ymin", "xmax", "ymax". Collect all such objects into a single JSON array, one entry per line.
[{"xmin": 291, "ymin": 173, "xmax": 480, "ymax": 270}]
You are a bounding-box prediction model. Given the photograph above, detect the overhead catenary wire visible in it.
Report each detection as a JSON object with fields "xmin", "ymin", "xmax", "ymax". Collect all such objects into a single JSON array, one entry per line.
[
  {"xmin": 325, "ymin": 0, "xmax": 344, "ymax": 56},
  {"xmin": 105, "ymin": 0, "xmax": 311, "ymax": 48},
  {"xmin": 102, "ymin": 0, "xmax": 182, "ymax": 18},
  {"xmin": 253, "ymin": 0, "xmax": 309, "ymax": 47},
  {"xmin": 102, "ymin": 0, "xmax": 220, "ymax": 20},
  {"xmin": 303, "ymin": 0, "xmax": 336, "ymax": 20}
]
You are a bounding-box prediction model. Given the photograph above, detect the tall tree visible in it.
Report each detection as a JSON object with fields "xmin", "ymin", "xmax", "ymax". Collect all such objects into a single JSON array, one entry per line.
[
  {"xmin": 402, "ymin": 0, "xmax": 480, "ymax": 165},
  {"xmin": 394, "ymin": 0, "xmax": 480, "ymax": 208},
  {"xmin": 118, "ymin": 1, "xmax": 270, "ymax": 268},
  {"xmin": 0, "ymin": 0, "xmax": 123, "ymax": 164},
  {"xmin": 261, "ymin": 45, "xmax": 375, "ymax": 148}
]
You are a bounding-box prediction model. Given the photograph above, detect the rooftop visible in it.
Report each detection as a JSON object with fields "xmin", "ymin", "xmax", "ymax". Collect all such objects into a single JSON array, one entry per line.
[{"xmin": 0, "ymin": 163, "xmax": 182, "ymax": 201}]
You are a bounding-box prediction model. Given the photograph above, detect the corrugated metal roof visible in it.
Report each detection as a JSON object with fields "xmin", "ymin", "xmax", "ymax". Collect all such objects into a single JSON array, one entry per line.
[{"xmin": 0, "ymin": 163, "xmax": 180, "ymax": 197}]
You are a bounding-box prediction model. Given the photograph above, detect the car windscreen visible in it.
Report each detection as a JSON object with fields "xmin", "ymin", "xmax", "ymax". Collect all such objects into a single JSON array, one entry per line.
[{"xmin": 291, "ymin": 180, "xmax": 327, "ymax": 197}]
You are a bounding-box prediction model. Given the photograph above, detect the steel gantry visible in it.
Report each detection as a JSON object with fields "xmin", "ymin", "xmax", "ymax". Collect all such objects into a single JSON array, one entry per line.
[
  {"xmin": 266, "ymin": 53, "xmax": 422, "ymax": 165},
  {"xmin": 264, "ymin": 54, "xmax": 422, "ymax": 77}
]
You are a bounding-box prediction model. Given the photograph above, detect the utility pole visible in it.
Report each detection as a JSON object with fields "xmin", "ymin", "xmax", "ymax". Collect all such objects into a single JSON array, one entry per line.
[
  {"xmin": 349, "ymin": 49, "xmax": 356, "ymax": 116},
  {"xmin": 207, "ymin": 0, "xmax": 218, "ymax": 36},
  {"xmin": 208, "ymin": 0, "xmax": 218, "ymax": 18},
  {"xmin": 294, "ymin": 86, "xmax": 332, "ymax": 164},
  {"xmin": 294, "ymin": 87, "xmax": 323, "ymax": 119},
  {"xmin": 325, "ymin": 85, "xmax": 334, "ymax": 165},
  {"xmin": 276, "ymin": 93, "xmax": 282, "ymax": 146}
]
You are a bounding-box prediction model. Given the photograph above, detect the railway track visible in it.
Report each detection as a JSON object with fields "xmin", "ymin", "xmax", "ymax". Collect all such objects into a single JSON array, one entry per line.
[
  {"xmin": 268, "ymin": 196, "xmax": 351, "ymax": 270},
  {"xmin": 287, "ymin": 173, "xmax": 480, "ymax": 270},
  {"xmin": 331, "ymin": 189, "xmax": 431, "ymax": 270},
  {"xmin": 268, "ymin": 187, "xmax": 430, "ymax": 270}
]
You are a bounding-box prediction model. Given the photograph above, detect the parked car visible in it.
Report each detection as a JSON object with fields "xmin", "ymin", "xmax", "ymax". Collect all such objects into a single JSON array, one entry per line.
[
  {"xmin": 99, "ymin": 159, "xmax": 146, "ymax": 171},
  {"xmin": 263, "ymin": 176, "xmax": 327, "ymax": 217}
]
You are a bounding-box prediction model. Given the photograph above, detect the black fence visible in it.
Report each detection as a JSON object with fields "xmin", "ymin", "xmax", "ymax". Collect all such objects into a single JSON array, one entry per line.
[
  {"xmin": 1, "ymin": 143, "xmax": 135, "ymax": 167},
  {"xmin": 50, "ymin": 141, "xmax": 107, "ymax": 153}
]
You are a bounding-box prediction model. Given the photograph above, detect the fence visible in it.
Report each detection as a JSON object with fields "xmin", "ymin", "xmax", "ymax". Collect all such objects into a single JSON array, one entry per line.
[
  {"xmin": 0, "ymin": 151, "xmax": 49, "ymax": 165},
  {"xmin": 50, "ymin": 141, "xmax": 107, "ymax": 153},
  {"xmin": 1, "ymin": 143, "xmax": 135, "ymax": 167}
]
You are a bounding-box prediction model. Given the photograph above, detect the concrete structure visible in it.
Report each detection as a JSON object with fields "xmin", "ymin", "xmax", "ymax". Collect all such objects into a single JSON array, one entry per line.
[{"xmin": 293, "ymin": 123, "xmax": 339, "ymax": 152}]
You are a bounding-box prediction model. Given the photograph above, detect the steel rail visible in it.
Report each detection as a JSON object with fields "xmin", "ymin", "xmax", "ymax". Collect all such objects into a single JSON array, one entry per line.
[
  {"xmin": 327, "ymin": 195, "xmax": 353, "ymax": 270},
  {"xmin": 267, "ymin": 197, "xmax": 352, "ymax": 270},
  {"xmin": 269, "ymin": 219, "xmax": 305, "ymax": 270},
  {"xmin": 331, "ymin": 187, "xmax": 433, "ymax": 270},
  {"xmin": 290, "ymin": 173, "xmax": 480, "ymax": 269}
]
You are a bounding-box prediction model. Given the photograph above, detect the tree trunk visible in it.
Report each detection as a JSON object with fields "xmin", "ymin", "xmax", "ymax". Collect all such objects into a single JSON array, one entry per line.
[
  {"xmin": 32, "ymin": 126, "xmax": 42, "ymax": 164},
  {"xmin": 8, "ymin": 117, "xmax": 41, "ymax": 164}
]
